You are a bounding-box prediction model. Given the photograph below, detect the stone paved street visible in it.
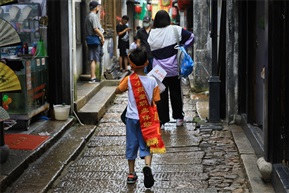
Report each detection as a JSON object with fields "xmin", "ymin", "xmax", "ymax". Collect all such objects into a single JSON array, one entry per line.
[{"xmin": 48, "ymin": 84, "xmax": 251, "ymax": 193}]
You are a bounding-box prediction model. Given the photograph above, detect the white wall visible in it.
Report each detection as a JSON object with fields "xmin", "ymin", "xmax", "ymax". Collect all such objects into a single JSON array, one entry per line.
[{"xmin": 75, "ymin": 44, "xmax": 83, "ymax": 77}]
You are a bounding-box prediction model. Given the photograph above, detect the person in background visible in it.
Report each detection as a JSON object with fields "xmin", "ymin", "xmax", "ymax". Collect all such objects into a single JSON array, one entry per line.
[
  {"xmin": 136, "ymin": 16, "xmax": 153, "ymax": 73},
  {"xmin": 115, "ymin": 47, "xmax": 161, "ymax": 188},
  {"xmin": 129, "ymin": 36, "xmax": 138, "ymax": 51},
  {"xmin": 148, "ymin": 10, "xmax": 194, "ymax": 128},
  {"xmin": 84, "ymin": 1, "xmax": 105, "ymax": 83},
  {"xmin": 116, "ymin": 15, "xmax": 131, "ymax": 73}
]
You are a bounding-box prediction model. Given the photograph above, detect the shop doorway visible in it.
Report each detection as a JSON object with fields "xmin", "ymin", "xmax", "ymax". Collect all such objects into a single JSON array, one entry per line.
[{"xmin": 254, "ymin": 1, "xmax": 267, "ymax": 128}]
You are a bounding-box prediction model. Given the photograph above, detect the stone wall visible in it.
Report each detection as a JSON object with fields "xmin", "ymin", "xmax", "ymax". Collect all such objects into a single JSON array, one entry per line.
[
  {"xmin": 191, "ymin": 0, "xmax": 211, "ymax": 92},
  {"xmin": 226, "ymin": 0, "xmax": 239, "ymax": 123}
]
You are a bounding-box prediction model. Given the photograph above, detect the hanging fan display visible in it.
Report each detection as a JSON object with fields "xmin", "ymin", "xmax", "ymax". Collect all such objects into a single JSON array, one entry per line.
[
  {"xmin": 0, "ymin": 18, "xmax": 21, "ymax": 47},
  {"xmin": 0, "ymin": 106, "xmax": 10, "ymax": 122},
  {"xmin": 0, "ymin": 7, "xmax": 4, "ymax": 18},
  {"xmin": 9, "ymin": 5, "xmax": 20, "ymax": 21},
  {"xmin": 0, "ymin": 0, "xmax": 18, "ymax": 6},
  {"xmin": 22, "ymin": 5, "xmax": 33, "ymax": 20},
  {"xmin": 0, "ymin": 62, "xmax": 21, "ymax": 93}
]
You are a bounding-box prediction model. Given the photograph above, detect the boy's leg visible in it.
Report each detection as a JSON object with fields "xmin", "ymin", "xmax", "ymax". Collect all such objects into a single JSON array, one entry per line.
[
  {"xmin": 144, "ymin": 155, "xmax": 152, "ymax": 166},
  {"xmin": 137, "ymin": 126, "xmax": 154, "ymax": 188},
  {"xmin": 126, "ymin": 118, "xmax": 139, "ymax": 184},
  {"xmin": 127, "ymin": 159, "xmax": 138, "ymax": 184},
  {"xmin": 128, "ymin": 159, "xmax": 135, "ymax": 174}
]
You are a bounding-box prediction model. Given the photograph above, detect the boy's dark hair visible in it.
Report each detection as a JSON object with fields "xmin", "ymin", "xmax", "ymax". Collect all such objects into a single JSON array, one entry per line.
[
  {"xmin": 133, "ymin": 36, "xmax": 137, "ymax": 41},
  {"xmin": 122, "ymin": 15, "xmax": 129, "ymax": 21},
  {"xmin": 129, "ymin": 47, "xmax": 148, "ymax": 67},
  {"xmin": 153, "ymin": 10, "xmax": 170, "ymax": 28}
]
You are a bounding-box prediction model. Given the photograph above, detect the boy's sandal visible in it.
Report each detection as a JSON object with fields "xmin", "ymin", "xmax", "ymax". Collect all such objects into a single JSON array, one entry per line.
[
  {"xmin": 127, "ymin": 172, "xmax": 138, "ymax": 184},
  {"xmin": 143, "ymin": 166, "xmax": 154, "ymax": 188}
]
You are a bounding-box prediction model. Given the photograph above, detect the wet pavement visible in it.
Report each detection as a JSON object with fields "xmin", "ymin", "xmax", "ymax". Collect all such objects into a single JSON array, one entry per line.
[{"xmin": 45, "ymin": 84, "xmax": 251, "ymax": 193}]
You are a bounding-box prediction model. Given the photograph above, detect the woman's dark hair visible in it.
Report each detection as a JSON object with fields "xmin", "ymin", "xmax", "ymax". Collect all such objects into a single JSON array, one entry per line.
[
  {"xmin": 153, "ymin": 10, "xmax": 171, "ymax": 28},
  {"xmin": 129, "ymin": 47, "xmax": 148, "ymax": 66}
]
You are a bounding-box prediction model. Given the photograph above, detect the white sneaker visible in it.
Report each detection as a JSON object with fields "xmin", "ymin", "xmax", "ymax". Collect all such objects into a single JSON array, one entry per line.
[
  {"xmin": 161, "ymin": 124, "xmax": 165, "ymax": 130},
  {"xmin": 176, "ymin": 119, "xmax": 184, "ymax": 127}
]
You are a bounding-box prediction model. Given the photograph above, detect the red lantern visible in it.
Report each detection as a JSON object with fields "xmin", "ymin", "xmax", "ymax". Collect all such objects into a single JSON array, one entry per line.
[
  {"xmin": 135, "ymin": 5, "xmax": 142, "ymax": 13},
  {"xmin": 147, "ymin": 4, "xmax": 152, "ymax": 12},
  {"xmin": 178, "ymin": 0, "xmax": 190, "ymax": 11}
]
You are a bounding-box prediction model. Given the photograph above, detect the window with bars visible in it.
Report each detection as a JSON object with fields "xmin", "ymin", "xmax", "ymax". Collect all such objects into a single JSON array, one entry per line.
[
  {"xmin": 100, "ymin": 0, "xmax": 122, "ymax": 32},
  {"xmin": 99, "ymin": 0, "xmax": 122, "ymax": 55}
]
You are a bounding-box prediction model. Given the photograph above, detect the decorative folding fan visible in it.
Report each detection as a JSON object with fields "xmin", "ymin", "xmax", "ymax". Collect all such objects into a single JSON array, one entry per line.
[
  {"xmin": 22, "ymin": 5, "xmax": 32, "ymax": 20},
  {"xmin": 0, "ymin": 0, "xmax": 19, "ymax": 6},
  {"xmin": 0, "ymin": 18, "xmax": 21, "ymax": 47},
  {"xmin": 0, "ymin": 7, "xmax": 3, "ymax": 18},
  {"xmin": 9, "ymin": 6, "xmax": 20, "ymax": 21},
  {"xmin": 0, "ymin": 62, "xmax": 21, "ymax": 92},
  {"xmin": 0, "ymin": 106, "xmax": 10, "ymax": 122}
]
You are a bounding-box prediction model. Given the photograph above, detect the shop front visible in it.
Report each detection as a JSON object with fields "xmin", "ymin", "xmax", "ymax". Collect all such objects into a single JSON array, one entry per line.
[
  {"xmin": 0, "ymin": 1, "xmax": 48, "ymax": 129},
  {"xmin": 0, "ymin": 0, "xmax": 49, "ymax": 163}
]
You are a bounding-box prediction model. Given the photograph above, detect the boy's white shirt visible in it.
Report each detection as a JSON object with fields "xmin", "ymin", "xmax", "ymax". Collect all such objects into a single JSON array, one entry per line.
[
  {"xmin": 130, "ymin": 42, "xmax": 137, "ymax": 50},
  {"xmin": 126, "ymin": 75, "xmax": 158, "ymax": 120}
]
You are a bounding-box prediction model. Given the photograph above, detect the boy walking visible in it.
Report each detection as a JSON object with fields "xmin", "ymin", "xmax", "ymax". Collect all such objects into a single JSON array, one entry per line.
[
  {"xmin": 116, "ymin": 15, "xmax": 131, "ymax": 72},
  {"xmin": 115, "ymin": 48, "xmax": 165, "ymax": 188}
]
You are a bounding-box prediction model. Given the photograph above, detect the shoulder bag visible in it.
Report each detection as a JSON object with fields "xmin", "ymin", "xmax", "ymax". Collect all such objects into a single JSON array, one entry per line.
[{"xmin": 86, "ymin": 35, "xmax": 100, "ymax": 46}]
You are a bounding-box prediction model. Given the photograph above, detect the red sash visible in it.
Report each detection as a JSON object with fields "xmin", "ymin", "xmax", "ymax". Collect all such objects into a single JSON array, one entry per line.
[{"xmin": 130, "ymin": 73, "xmax": 166, "ymax": 154}]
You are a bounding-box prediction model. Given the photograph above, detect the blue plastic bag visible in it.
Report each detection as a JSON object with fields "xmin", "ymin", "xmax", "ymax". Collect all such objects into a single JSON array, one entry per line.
[{"xmin": 176, "ymin": 46, "xmax": 194, "ymax": 78}]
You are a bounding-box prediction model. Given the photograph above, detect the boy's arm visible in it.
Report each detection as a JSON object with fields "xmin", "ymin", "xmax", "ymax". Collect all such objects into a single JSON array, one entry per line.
[
  {"xmin": 114, "ymin": 76, "xmax": 129, "ymax": 94},
  {"xmin": 153, "ymin": 86, "xmax": 161, "ymax": 104},
  {"xmin": 115, "ymin": 87, "xmax": 123, "ymax": 94}
]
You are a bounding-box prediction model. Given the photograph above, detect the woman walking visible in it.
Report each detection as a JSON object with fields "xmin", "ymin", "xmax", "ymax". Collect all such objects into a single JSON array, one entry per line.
[{"xmin": 148, "ymin": 10, "xmax": 194, "ymax": 128}]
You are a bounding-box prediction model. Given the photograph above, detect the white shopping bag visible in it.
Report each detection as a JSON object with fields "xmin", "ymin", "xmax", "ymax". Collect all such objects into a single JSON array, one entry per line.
[
  {"xmin": 147, "ymin": 64, "xmax": 167, "ymax": 82},
  {"xmin": 147, "ymin": 65, "xmax": 167, "ymax": 93}
]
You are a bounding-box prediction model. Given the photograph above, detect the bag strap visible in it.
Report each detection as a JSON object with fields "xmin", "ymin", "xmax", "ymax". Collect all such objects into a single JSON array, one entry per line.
[
  {"xmin": 173, "ymin": 26, "xmax": 180, "ymax": 45},
  {"xmin": 173, "ymin": 26, "xmax": 182, "ymax": 77}
]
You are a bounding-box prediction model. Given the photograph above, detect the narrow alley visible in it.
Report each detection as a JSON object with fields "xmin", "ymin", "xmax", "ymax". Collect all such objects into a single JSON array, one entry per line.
[
  {"xmin": 1, "ymin": 0, "xmax": 288, "ymax": 192},
  {"xmin": 40, "ymin": 84, "xmax": 251, "ymax": 192}
]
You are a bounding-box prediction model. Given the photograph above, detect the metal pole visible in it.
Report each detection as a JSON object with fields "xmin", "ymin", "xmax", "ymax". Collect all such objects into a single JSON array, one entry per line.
[
  {"xmin": 209, "ymin": 0, "xmax": 221, "ymax": 122},
  {"xmin": 263, "ymin": 0, "xmax": 269, "ymax": 161}
]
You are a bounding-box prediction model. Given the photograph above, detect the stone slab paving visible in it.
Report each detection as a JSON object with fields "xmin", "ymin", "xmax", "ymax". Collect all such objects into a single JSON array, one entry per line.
[
  {"xmin": 48, "ymin": 84, "xmax": 252, "ymax": 193},
  {"xmin": 3, "ymin": 124, "xmax": 96, "ymax": 193}
]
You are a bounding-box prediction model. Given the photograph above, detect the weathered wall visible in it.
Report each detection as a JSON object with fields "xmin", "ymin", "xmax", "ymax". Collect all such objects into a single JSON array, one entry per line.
[
  {"xmin": 191, "ymin": 0, "xmax": 211, "ymax": 92},
  {"xmin": 226, "ymin": 0, "xmax": 239, "ymax": 123}
]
